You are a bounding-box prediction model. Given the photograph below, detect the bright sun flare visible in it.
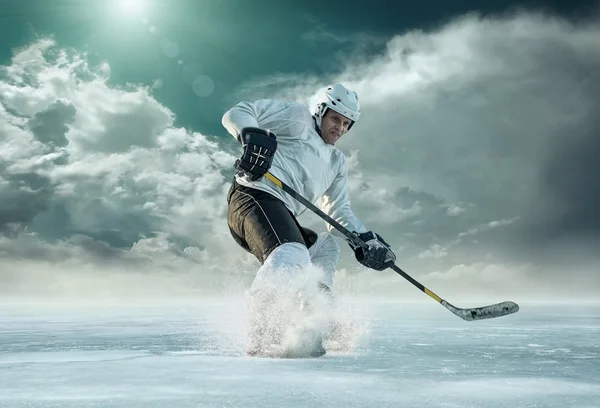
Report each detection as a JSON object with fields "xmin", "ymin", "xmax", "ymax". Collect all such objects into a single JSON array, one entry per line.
[{"xmin": 118, "ymin": 0, "xmax": 144, "ymax": 15}]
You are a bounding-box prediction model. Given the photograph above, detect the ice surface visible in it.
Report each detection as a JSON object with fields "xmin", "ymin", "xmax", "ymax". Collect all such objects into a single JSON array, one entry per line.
[{"xmin": 1, "ymin": 299, "xmax": 599, "ymax": 408}]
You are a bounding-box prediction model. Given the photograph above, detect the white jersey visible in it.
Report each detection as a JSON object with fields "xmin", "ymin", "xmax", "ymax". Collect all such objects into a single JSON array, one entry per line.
[{"xmin": 222, "ymin": 98, "xmax": 368, "ymax": 236}]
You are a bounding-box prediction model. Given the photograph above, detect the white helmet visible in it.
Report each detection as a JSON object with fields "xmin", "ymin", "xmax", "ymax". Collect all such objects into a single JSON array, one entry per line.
[{"xmin": 314, "ymin": 83, "xmax": 360, "ymax": 130}]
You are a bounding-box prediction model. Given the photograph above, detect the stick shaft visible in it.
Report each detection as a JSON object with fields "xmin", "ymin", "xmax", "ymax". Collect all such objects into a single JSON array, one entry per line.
[
  {"xmin": 265, "ymin": 171, "xmax": 442, "ymax": 301},
  {"xmin": 263, "ymin": 171, "xmax": 518, "ymax": 321}
]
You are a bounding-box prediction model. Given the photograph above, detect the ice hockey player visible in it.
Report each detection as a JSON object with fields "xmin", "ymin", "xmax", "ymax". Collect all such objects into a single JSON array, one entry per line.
[{"xmin": 222, "ymin": 83, "xmax": 396, "ymax": 357}]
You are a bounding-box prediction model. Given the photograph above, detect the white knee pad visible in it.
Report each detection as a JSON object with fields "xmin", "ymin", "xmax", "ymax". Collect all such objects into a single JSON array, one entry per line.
[
  {"xmin": 250, "ymin": 242, "xmax": 311, "ymax": 293},
  {"xmin": 308, "ymin": 232, "xmax": 340, "ymax": 289}
]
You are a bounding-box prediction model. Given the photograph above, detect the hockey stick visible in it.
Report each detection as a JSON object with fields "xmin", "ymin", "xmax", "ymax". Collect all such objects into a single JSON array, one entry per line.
[{"xmin": 264, "ymin": 171, "xmax": 519, "ymax": 321}]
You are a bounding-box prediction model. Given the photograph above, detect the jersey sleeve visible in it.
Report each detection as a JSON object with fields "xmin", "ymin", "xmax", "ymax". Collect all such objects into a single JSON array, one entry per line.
[
  {"xmin": 320, "ymin": 155, "xmax": 368, "ymax": 237},
  {"xmin": 221, "ymin": 99, "xmax": 286, "ymax": 141}
]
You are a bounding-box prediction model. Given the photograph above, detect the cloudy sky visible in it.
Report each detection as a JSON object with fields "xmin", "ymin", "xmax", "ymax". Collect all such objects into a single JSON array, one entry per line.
[{"xmin": 1, "ymin": 0, "xmax": 599, "ymax": 302}]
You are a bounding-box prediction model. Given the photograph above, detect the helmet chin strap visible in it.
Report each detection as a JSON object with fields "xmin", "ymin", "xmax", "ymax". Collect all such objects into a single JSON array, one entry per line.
[
  {"xmin": 312, "ymin": 115, "xmax": 322, "ymax": 136},
  {"xmin": 313, "ymin": 103, "xmax": 328, "ymax": 136}
]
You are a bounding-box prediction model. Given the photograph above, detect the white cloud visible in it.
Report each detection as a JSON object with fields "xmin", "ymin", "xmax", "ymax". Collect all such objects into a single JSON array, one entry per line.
[
  {"xmin": 446, "ymin": 204, "xmax": 466, "ymax": 216},
  {"xmin": 417, "ymin": 244, "xmax": 448, "ymax": 260},
  {"xmin": 458, "ymin": 217, "xmax": 520, "ymax": 238},
  {"xmin": 0, "ymin": 38, "xmax": 255, "ymax": 298}
]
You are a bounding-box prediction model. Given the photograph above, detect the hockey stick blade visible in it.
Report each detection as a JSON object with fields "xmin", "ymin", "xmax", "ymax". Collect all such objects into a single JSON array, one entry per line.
[
  {"xmin": 389, "ymin": 264, "xmax": 519, "ymax": 321},
  {"xmin": 442, "ymin": 300, "xmax": 520, "ymax": 321}
]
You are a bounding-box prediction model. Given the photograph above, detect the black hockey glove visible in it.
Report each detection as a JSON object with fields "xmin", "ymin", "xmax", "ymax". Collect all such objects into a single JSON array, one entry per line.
[
  {"xmin": 234, "ymin": 127, "xmax": 277, "ymax": 181},
  {"xmin": 348, "ymin": 231, "xmax": 396, "ymax": 271}
]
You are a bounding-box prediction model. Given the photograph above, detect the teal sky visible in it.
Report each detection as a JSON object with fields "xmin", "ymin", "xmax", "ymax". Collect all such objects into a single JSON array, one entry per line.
[{"xmin": 1, "ymin": 0, "xmax": 592, "ymax": 136}]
